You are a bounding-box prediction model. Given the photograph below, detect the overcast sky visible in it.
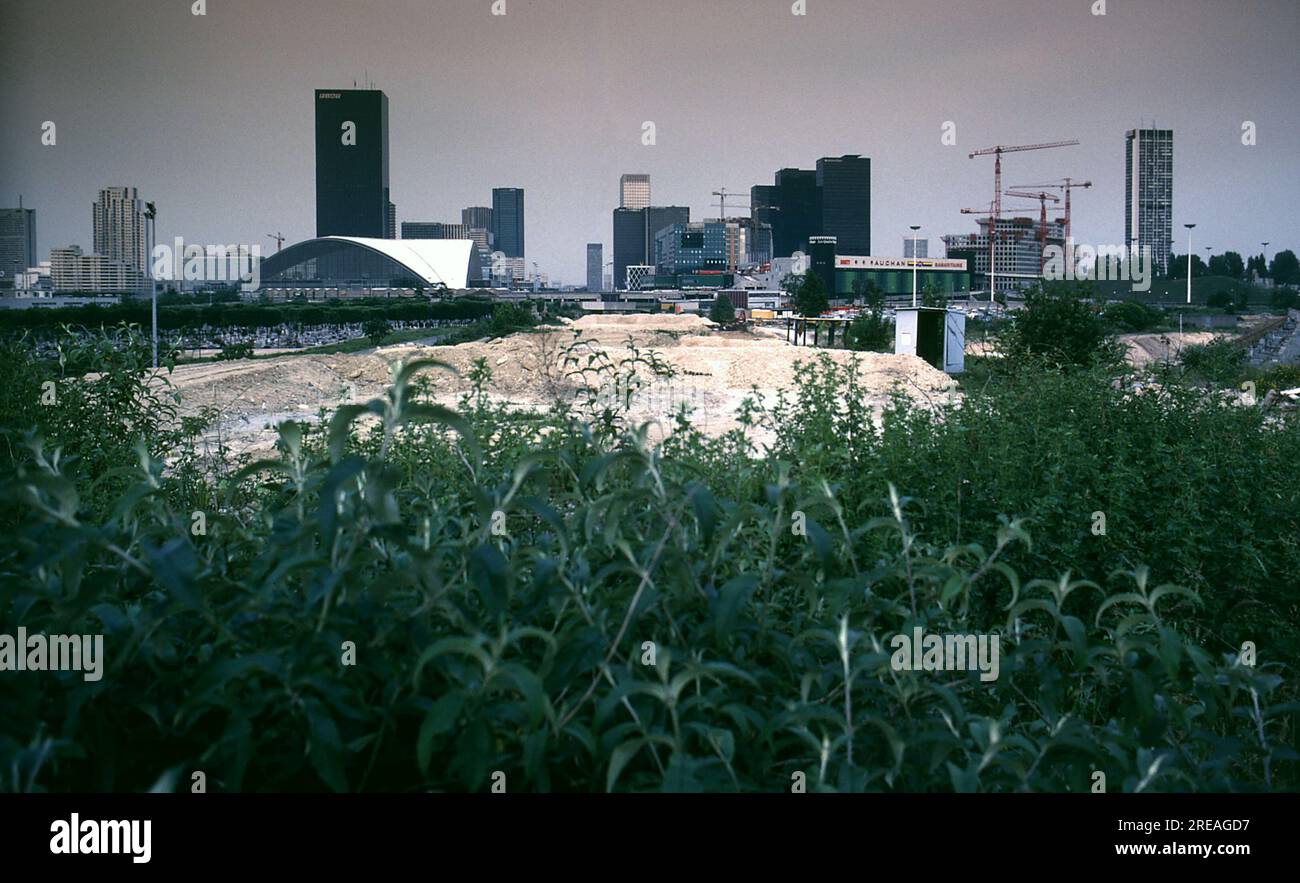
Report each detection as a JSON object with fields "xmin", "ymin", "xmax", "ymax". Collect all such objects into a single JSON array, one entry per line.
[{"xmin": 2, "ymin": 0, "xmax": 1297, "ymax": 283}]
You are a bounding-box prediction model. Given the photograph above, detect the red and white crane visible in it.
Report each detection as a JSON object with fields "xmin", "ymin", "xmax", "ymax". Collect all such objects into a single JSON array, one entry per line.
[
  {"xmin": 1011, "ymin": 178, "xmax": 1092, "ymax": 242},
  {"xmin": 969, "ymin": 140, "xmax": 1079, "ymax": 298},
  {"xmin": 1004, "ymin": 189, "xmax": 1062, "ymax": 273}
]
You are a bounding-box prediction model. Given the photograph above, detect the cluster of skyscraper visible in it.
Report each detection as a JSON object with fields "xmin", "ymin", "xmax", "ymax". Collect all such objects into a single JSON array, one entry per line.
[
  {"xmin": 752, "ymin": 155, "xmax": 872, "ymax": 258},
  {"xmin": 315, "ymin": 88, "xmax": 526, "ymax": 282},
  {"xmin": 0, "ymin": 121, "xmax": 1178, "ymax": 297},
  {"xmin": 599, "ymin": 157, "xmax": 870, "ymax": 292}
]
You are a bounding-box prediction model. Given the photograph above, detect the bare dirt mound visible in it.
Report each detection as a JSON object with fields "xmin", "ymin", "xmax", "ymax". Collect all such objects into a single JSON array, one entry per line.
[
  {"xmin": 168, "ymin": 314, "xmax": 957, "ymax": 458},
  {"xmin": 1120, "ymin": 331, "xmax": 1220, "ymax": 367}
]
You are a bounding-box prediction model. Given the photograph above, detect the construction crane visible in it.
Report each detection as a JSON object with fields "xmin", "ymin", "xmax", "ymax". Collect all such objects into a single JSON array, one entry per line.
[
  {"xmin": 267, "ymin": 232, "xmax": 285, "ymax": 253},
  {"xmin": 711, "ymin": 186, "xmax": 750, "ymax": 220},
  {"xmin": 969, "ymin": 140, "xmax": 1079, "ymax": 300},
  {"xmin": 1004, "ymin": 190, "xmax": 1061, "ymax": 273},
  {"xmin": 1011, "ymin": 179, "xmax": 1091, "ymax": 241}
]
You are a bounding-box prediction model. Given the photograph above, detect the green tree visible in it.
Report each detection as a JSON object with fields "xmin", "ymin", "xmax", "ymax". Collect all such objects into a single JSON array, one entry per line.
[
  {"xmin": 1223, "ymin": 251, "xmax": 1245, "ymax": 280},
  {"xmin": 1002, "ymin": 283, "xmax": 1122, "ymax": 369},
  {"xmin": 363, "ymin": 318, "xmax": 392, "ymax": 347},
  {"xmin": 709, "ymin": 294, "xmax": 736, "ymax": 325},
  {"xmin": 1167, "ymin": 253, "xmax": 1208, "ymax": 280},
  {"xmin": 1269, "ymin": 249, "xmax": 1299, "ymax": 286},
  {"xmin": 921, "ymin": 277, "xmax": 946, "ymax": 307},
  {"xmin": 786, "ymin": 272, "xmax": 829, "ymax": 318}
]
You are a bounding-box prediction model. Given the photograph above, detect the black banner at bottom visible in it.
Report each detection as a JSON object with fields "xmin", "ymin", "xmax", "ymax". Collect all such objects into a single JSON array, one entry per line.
[{"xmin": 0, "ymin": 793, "xmax": 1284, "ymax": 868}]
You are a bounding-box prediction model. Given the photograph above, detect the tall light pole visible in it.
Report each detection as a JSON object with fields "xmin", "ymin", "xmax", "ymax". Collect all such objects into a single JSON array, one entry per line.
[
  {"xmin": 1184, "ymin": 223, "xmax": 1196, "ymax": 305},
  {"xmin": 910, "ymin": 225, "xmax": 921, "ymax": 307},
  {"xmin": 1262, "ymin": 241, "xmax": 1270, "ymax": 283},
  {"xmin": 145, "ymin": 201, "xmax": 158, "ymax": 368}
]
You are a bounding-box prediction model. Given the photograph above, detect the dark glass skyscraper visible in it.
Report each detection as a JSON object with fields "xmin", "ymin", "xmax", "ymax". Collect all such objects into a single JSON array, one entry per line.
[
  {"xmin": 586, "ymin": 243, "xmax": 603, "ymax": 292},
  {"xmin": 752, "ymin": 169, "xmax": 820, "ymax": 258},
  {"xmin": 315, "ymin": 89, "xmax": 390, "ymax": 238},
  {"xmin": 491, "ymin": 188, "xmax": 525, "ymax": 258},
  {"xmin": 1, "ymin": 204, "xmax": 37, "ymax": 284},
  {"xmin": 752, "ymin": 157, "xmax": 870, "ymax": 258},
  {"xmin": 612, "ymin": 205, "xmax": 689, "ymax": 289},
  {"xmin": 816, "ymin": 155, "xmax": 871, "ymax": 255}
]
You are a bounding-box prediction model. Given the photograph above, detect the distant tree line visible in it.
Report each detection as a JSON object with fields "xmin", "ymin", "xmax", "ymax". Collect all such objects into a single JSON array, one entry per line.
[
  {"xmin": 1166, "ymin": 248, "xmax": 1299, "ymax": 286},
  {"xmin": 0, "ymin": 297, "xmax": 496, "ymax": 334}
]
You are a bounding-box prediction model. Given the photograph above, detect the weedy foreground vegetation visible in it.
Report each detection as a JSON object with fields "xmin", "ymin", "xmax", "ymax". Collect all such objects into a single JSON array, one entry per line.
[{"xmin": 1, "ymin": 289, "xmax": 1298, "ymax": 793}]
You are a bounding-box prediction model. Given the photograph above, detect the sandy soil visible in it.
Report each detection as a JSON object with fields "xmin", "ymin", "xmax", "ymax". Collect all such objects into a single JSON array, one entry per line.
[
  {"xmin": 165, "ymin": 313, "xmax": 958, "ymax": 459},
  {"xmin": 1119, "ymin": 331, "xmax": 1221, "ymax": 367}
]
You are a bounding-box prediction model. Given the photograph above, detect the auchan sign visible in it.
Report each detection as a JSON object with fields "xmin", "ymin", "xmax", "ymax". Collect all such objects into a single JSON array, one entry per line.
[{"xmin": 836, "ymin": 256, "xmax": 967, "ymax": 271}]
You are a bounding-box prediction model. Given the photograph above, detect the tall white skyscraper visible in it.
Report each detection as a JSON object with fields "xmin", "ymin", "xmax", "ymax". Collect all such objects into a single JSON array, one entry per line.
[
  {"xmin": 619, "ymin": 174, "xmax": 651, "ymax": 210},
  {"xmin": 1125, "ymin": 129, "xmax": 1173, "ymax": 275},
  {"xmin": 93, "ymin": 186, "xmax": 147, "ymax": 273}
]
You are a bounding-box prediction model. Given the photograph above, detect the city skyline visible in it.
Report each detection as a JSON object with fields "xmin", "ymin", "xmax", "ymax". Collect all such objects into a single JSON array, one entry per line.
[{"xmin": 1, "ymin": 0, "xmax": 1297, "ymax": 284}]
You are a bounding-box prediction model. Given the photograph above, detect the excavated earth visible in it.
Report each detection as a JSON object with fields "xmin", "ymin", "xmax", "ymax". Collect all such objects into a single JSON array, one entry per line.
[{"xmin": 164, "ymin": 313, "xmax": 959, "ymax": 460}]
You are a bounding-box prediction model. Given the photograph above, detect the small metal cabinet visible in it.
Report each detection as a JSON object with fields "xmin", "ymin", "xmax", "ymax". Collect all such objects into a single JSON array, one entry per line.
[{"xmin": 895, "ymin": 307, "xmax": 965, "ymax": 374}]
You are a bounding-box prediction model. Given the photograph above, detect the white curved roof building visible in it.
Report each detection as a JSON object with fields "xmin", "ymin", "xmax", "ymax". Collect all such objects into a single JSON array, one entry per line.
[{"xmin": 260, "ymin": 236, "xmax": 483, "ymax": 290}]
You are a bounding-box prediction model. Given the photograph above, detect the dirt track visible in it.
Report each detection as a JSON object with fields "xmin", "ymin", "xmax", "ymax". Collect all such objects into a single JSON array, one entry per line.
[{"xmin": 166, "ymin": 314, "xmax": 958, "ymax": 459}]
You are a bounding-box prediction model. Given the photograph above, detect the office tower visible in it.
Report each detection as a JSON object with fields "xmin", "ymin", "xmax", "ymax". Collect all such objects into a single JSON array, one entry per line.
[
  {"xmin": 401, "ymin": 222, "xmax": 469, "ymax": 239},
  {"xmin": 92, "ymin": 186, "xmax": 147, "ymax": 272},
  {"xmin": 586, "ymin": 243, "xmax": 603, "ymax": 291},
  {"xmin": 491, "ymin": 188, "xmax": 525, "ymax": 257},
  {"xmin": 620, "ymin": 174, "xmax": 651, "ymax": 210},
  {"xmin": 613, "ymin": 205, "xmax": 690, "ymax": 289},
  {"xmin": 904, "ymin": 238, "xmax": 929, "ymax": 259},
  {"xmin": 462, "ymin": 206, "xmax": 493, "ymax": 230},
  {"xmin": 1125, "ymin": 128, "xmax": 1173, "ymax": 275},
  {"xmin": 752, "ymin": 168, "xmax": 820, "ymax": 258},
  {"xmin": 808, "ymin": 236, "xmax": 838, "ymax": 295},
  {"xmin": 643, "ymin": 206, "xmax": 689, "ymax": 257},
  {"xmin": 386, "ymin": 202, "xmax": 397, "ymax": 239},
  {"xmin": 612, "ymin": 208, "xmax": 646, "ymax": 291},
  {"xmin": 655, "ymin": 222, "xmax": 728, "ymax": 274},
  {"xmin": 0, "ymin": 200, "xmax": 37, "ymax": 285},
  {"xmin": 816, "ymin": 155, "xmax": 871, "ymax": 255},
  {"xmin": 50, "ymin": 244, "xmax": 144, "ymax": 292},
  {"xmin": 315, "ymin": 88, "xmax": 390, "ymax": 237}
]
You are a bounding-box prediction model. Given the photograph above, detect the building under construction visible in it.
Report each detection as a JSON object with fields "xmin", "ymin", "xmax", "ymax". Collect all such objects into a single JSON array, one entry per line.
[{"xmin": 943, "ymin": 215, "xmax": 1065, "ymax": 294}]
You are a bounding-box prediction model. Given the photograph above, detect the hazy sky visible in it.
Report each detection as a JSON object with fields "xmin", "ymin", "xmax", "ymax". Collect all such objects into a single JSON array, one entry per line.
[{"xmin": 2, "ymin": 0, "xmax": 1297, "ymax": 284}]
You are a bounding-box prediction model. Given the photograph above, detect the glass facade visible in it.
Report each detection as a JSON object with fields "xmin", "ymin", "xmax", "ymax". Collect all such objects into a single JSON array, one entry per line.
[
  {"xmin": 491, "ymin": 188, "xmax": 525, "ymax": 258},
  {"xmin": 817, "ymin": 155, "xmax": 871, "ymax": 256},
  {"xmin": 315, "ymin": 89, "xmax": 390, "ymax": 238},
  {"xmin": 834, "ymin": 268, "xmax": 970, "ymax": 297},
  {"xmin": 655, "ymin": 223, "xmax": 728, "ymax": 274},
  {"xmin": 1125, "ymin": 129, "xmax": 1173, "ymax": 276},
  {"xmin": 260, "ymin": 238, "xmax": 478, "ymax": 288}
]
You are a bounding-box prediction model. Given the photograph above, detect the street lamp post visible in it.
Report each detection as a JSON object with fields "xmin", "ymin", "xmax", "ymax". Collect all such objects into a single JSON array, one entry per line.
[
  {"xmin": 145, "ymin": 201, "xmax": 158, "ymax": 368},
  {"xmin": 1184, "ymin": 223, "xmax": 1196, "ymax": 305},
  {"xmin": 1262, "ymin": 241, "xmax": 1270, "ymax": 283},
  {"xmin": 910, "ymin": 225, "xmax": 921, "ymax": 307}
]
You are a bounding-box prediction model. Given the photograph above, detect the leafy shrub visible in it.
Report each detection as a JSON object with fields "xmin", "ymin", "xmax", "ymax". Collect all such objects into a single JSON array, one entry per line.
[
  {"xmin": 845, "ymin": 312, "xmax": 891, "ymax": 352},
  {"xmin": 218, "ymin": 340, "xmax": 254, "ymax": 361},
  {"xmin": 1271, "ymin": 288, "xmax": 1298, "ymax": 310},
  {"xmin": 1001, "ymin": 285, "xmax": 1123, "ymax": 369},
  {"xmin": 1179, "ymin": 339, "xmax": 1246, "ymax": 385},
  {"xmin": 1103, "ymin": 299, "xmax": 1162, "ymax": 332},
  {"xmin": 489, "ymin": 302, "xmax": 535, "ymax": 337},
  {"xmin": 363, "ymin": 319, "xmax": 392, "ymax": 347},
  {"xmin": 1, "ymin": 341, "xmax": 1295, "ymax": 793}
]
